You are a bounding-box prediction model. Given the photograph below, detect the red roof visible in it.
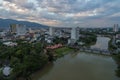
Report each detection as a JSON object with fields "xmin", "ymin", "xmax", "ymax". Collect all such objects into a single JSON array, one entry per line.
[{"xmin": 46, "ymin": 44, "xmax": 63, "ymax": 49}]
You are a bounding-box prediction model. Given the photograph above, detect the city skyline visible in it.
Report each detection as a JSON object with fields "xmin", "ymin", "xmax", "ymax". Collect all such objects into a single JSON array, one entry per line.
[{"xmin": 0, "ymin": 0, "xmax": 120, "ymax": 27}]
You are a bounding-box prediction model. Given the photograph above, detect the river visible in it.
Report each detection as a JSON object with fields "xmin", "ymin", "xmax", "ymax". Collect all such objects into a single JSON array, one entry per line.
[
  {"xmin": 91, "ymin": 36, "xmax": 110, "ymax": 49},
  {"xmin": 31, "ymin": 37, "xmax": 120, "ymax": 80}
]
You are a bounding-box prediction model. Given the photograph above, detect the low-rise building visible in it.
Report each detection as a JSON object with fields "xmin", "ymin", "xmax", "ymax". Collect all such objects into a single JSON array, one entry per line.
[{"xmin": 3, "ymin": 42, "xmax": 17, "ymax": 46}]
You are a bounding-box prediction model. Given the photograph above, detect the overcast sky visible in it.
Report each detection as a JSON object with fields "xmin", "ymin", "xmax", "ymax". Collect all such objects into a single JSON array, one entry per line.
[{"xmin": 0, "ymin": 0, "xmax": 120, "ymax": 27}]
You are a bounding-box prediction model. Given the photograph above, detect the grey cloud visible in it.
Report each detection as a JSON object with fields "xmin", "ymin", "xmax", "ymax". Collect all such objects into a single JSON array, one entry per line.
[
  {"xmin": 36, "ymin": 0, "xmax": 120, "ymax": 27},
  {"xmin": 21, "ymin": 2, "xmax": 36, "ymax": 10},
  {"xmin": 4, "ymin": 0, "xmax": 36, "ymax": 10},
  {"xmin": 0, "ymin": 9, "xmax": 19, "ymax": 20},
  {"xmin": 0, "ymin": 8, "xmax": 31, "ymax": 20},
  {"xmin": 36, "ymin": 0, "xmax": 114, "ymax": 13},
  {"xmin": 1, "ymin": 0, "xmax": 120, "ymax": 27},
  {"xmin": 108, "ymin": 17, "xmax": 120, "ymax": 21},
  {"xmin": 4, "ymin": 0, "xmax": 13, "ymax": 2}
]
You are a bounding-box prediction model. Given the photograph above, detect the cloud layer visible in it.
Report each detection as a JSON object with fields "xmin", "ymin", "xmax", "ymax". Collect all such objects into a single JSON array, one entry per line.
[{"xmin": 0, "ymin": 0, "xmax": 120, "ymax": 27}]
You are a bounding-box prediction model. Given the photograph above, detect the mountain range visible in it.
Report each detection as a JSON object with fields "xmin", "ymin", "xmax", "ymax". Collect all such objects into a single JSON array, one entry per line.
[{"xmin": 0, "ymin": 18, "xmax": 49, "ymax": 29}]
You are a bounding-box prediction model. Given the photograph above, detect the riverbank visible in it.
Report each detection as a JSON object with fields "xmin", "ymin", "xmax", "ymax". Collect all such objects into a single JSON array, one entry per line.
[
  {"xmin": 0, "ymin": 42, "xmax": 49, "ymax": 80},
  {"xmin": 108, "ymin": 36, "xmax": 120, "ymax": 78},
  {"xmin": 112, "ymin": 54, "xmax": 120, "ymax": 78},
  {"xmin": 29, "ymin": 47, "xmax": 75, "ymax": 80},
  {"xmin": 108, "ymin": 37, "xmax": 117, "ymax": 52}
]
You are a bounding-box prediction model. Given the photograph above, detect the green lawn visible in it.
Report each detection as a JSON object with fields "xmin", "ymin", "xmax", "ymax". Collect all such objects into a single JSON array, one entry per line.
[{"xmin": 54, "ymin": 47, "xmax": 74, "ymax": 57}]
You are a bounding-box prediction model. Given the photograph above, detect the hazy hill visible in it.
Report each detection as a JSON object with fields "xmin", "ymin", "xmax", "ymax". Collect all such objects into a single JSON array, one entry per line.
[{"xmin": 0, "ymin": 18, "xmax": 49, "ymax": 29}]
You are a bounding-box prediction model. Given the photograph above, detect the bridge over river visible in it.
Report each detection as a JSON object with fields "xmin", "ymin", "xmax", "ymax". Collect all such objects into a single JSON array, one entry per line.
[
  {"xmin": 79, "ymin": 47, "xmax": 111, "ymax": 55},
  {"xmin": 69, "ymin": 46, "xmax": 111, "ymax": 56},
  {"xmin": 69, "ymin": 36, "xmax": 112, "ymax": 55}
]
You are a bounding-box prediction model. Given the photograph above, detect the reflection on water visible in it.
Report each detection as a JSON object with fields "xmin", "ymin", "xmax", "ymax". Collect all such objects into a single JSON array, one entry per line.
[
  {"xmin": 91, "ymin": 37, "xmax": 110, "ymax": 49},
  {"xmin": 31, "ymin": 63, "xmax": 54, "ymax": 80},
  {"xmin": 31, "ymin": 52, "xmax": 119, "ymax": 80}
]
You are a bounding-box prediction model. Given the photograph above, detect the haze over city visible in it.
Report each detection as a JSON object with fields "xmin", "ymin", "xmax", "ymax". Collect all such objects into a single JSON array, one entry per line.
[{"xmin": 0, "ymin": 0, "xmax": 120, "ymax": 27}]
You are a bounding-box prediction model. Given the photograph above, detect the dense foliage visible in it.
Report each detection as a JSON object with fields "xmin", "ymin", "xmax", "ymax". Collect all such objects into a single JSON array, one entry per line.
[
  {"xmin": 108, "ymin": 38, "xmax": 120, "ymax": 78},
  {"xmin": 79, "ymin": 32, "xmax": 97, "ymax": 46},
  {"xmin": 113, "ymin": 54, "xmax": 120, "ymax": 78},
  {"xmin": 108, "ymin": 38, "xmax": 117, "ymax": 51},
  {"xmin": 53, "ymin": 37, "xmax": 68, "ymax": 44},
  {"xmin": 0, "ymin": 41, "xmax": 48, "ymax": 80},
  {"xmin": 0, "ymin": 40, "xmax": 74, "ymax": 80}
]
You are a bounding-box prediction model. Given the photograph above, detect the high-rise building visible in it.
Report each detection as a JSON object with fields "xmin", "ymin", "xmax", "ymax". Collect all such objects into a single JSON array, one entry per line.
[
  {"xmin": 76, "ymin": 27, "xmax": 80, "ymax": 40},
  {"xmin": 10, "ymin": 24, "xmax": 27, "ymax": 36},
  {"xmin": 28, "ymin": 28, "xmax": 34, "ymax": 33},
  {"xmin": 10, "ymin": 24, "xmax": 16, "ymax": 34},
  {"xmin": 68, "ymin": 27, "xmax": 80, "ymax": 44},
  {"xmin": 71, "ymin": 27, "xmax": 79, "ymax": 40},
  {"xmin": 113, "ymin": 24, "xmax": 119, "ymax": 32},
  {"xmin": 49, "ymin": 27, "xmax": 54, "ymax": 36},
  {"xmin": 71, "ymin": 27, "xmax": 77, "ymax": 40}
]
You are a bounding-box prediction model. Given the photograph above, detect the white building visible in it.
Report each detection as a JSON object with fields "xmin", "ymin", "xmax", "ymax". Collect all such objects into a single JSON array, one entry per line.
[
  {"xmin": 16, "ymin": 24, "xmax": 27, "ymax": 36},
  {"xmin": 71, "ymin": 27, "xmax": 76, "ymax": 40},
  {"xmin": 113, "ymin": 24, "xmax": 119, "ymax": 32},
  {"xmin": 3, "ymin": 42, "xmax": 17, "ymax": 46},
  {"xmin": 0, "ymin": 31, "xmax": 6, "ymax": 37},
  {"xmin": 49, "ymin": 27, "xmax": 55, "ymax": 36},
  {"xmin": 71, "ymin": 27, "xmax": 79, "ymax": 40},
  {"xmin": 68, "ymin": 27, "xmax": 80, "ymax": 44}
]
